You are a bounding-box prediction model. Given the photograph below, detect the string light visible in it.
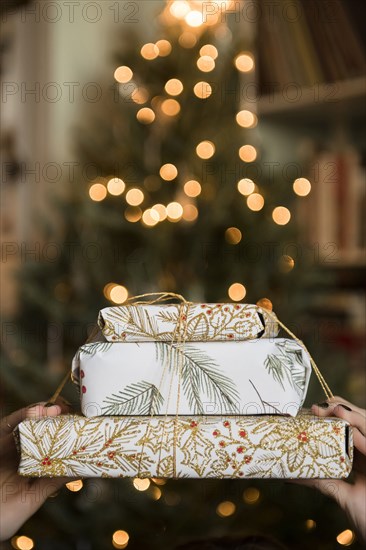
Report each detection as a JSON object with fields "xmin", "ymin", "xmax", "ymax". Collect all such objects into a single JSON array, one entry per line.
[
  {"xmin": 336, "ymin": 529, "xmax": 355, "ymax": 546},
  {"xmin": 279, "ymin": 255, "xmax": 295, "ymax": 273},
  {"xmin": 200, "ymin": 44, "xmax": 218, "ymax": 59},
  {"xmin": 196, "ymin": 140, "xmax": 215, "ymax": 159},
  {"xmin": 197, "ymin": 56, "xmax": 215, "ymax": 72},
  {"xmin": 305, "ymin": 519, "xmax": 316, "ymax": 531},
  {"xmin": 185, "ymin": 10, "xmax": 204, "ymax": 27},
  {"xmin": 247, "ymin": 193, "xmax": 264, "ymax": 211},
  {"xmin": 124, "ymin": 206, "xmax": 142, "ymax": 223},
  {"xmin": 11, "ymin": 536, "xmax": 34, "ymax": 550},
  {"xmin": 216, "ymin": 501, "xmax": 236, "ymax": 517},
  {"xmin": 126, "ymin": 188, "xmax": 144, "ymax": 206},
  {"xmin": 142, "ymin": 209, "xmax": 159, "ymax": 227},
  {"xmin": 182, "ymin": 204, "xmax": 198, "ymax": 221},
  {"xmin": 107, "ymin": 178, "xmax": 125, "ymax": 196},
  {"xmin": 133, "ymin": 478, "xmax": 150, "ymax": 491},
  {"xmin": 151, "ymin": 203, "xmax": 167, "ymax": 221},
  {"xmin": 193, "ymin": 81, "xmax": 212, "ymax": 99},
  {"xmin": 170, "ymin": 0, "xmax": 190, "ymax": 18},
  {"xmin": 179, "ymin": 31, "xmax": 197, "ymax": 48},
  {"xmin": 89, "ymin": 183, "xmax": 107, "ymax": 202},
  {"xmin": 236, "ymin": 110, "xmax": 257, "ymax": 128},
  {"xmin": 156, "ymin": 39, "xmax": 172, "ymax": 56},
  {"xmin": 140, "ymin": 43, "xmax": 159, "ymax": 60},
  {"xmin": 225, "ymin": 227, "xmax": 242, "ymax": 245},
  {"xmin": 160, "ymin": 163, "xmax": 178, "ymax": 181},
  {"xmin": 239, "ymin": 145, "xmax": 257, "ymax": 162},
  {"xmin": 166, "ymin": 201, "xmax": 183, "ymax": 221},
  {"xmin": 228, "ymin": 283, "xmax": 246, "ymax": 301},
  {"xmin": 234, "ymin": 52, "xmax": 255, "ymax": 72},
  {"xmin": 243, "ymin": 487, "xmax": 261, "ymax": 504},
  {"xmin": 114, "ymin": 66, "xmax": 133, "ymax": 83},
  {"xmin": 293, "ymin": 177, "xmax": 311, "ymax": 196},
  {"xmin": 184, "ymin": 180, "xmax": 201, "ymax": 197},
  {"xmin": 136, "ymin": 107, "xmax": 155, "ymax": 124},
  {"xmin": 237, "ymin": 178, "xmax": 255, "ymax": 196},
  {"xmin": 110, "ymin": 285, "xmax": 128, "ymax": 304},
  {"xmin": 112, "ymin": 530, "xmax": 129, "ymax": 549},
  {"xmin": 165, "ymin": 78, "xmax": 184, "ymax": 96},
  {"xmin": 131, "ymin": 87, "xmax": 149, "ymax": 104},
  {"xmin": 66, "ymin": 480, "xmax": 83, "ymax": 492},
  {"xmin": 161, "ymin": 98, "xmax": 181, "ymax": 116},
  {"xmin": 272, "ymin": 206, "xmax": 291, "ymax": 225}
]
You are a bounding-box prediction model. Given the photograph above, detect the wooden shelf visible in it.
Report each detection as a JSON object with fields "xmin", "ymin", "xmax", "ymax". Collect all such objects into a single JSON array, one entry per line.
[{"xmin": 258, "ymin": 76, "xmax": 366, "ymax": 118}]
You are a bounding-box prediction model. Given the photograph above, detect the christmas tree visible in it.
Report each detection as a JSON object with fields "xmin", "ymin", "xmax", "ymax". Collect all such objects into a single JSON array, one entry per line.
[{"xmin": 3, "ymin": 1, "xmax": 361, "ymax": 549}]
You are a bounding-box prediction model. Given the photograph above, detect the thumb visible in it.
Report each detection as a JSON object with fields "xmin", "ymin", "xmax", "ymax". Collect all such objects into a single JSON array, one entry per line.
[{"xmin": 292, "ymin": 478, "xmax": 349, "ymax": 506}]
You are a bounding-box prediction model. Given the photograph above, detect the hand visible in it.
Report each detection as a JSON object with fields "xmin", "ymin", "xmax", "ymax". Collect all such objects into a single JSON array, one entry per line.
[
  {"xmin": 296, "ymin": 396, "xmax": 366, "ymax": 542},
  {"xmin": 0, "ymin": 400, "xmax": 70, "ymax": 541}
]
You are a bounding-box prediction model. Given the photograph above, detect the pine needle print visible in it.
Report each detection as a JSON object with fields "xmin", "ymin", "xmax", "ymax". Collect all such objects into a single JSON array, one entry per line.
[
  {"xmin": 264, "ymin": 341, "xmax": 306, "ymax": 396},
  {"xmin": 80, "ymin": 342, "xmax": 113, "ymax": 356},
  {"xmin": 101, "ymin": 381, "xmax": 164, "ymax": 415}
]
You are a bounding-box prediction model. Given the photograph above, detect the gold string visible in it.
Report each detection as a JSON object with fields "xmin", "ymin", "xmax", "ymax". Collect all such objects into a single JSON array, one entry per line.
[
  {"xmin": 259, "ymin": 308, "xmax": 334, "ymax": 400},
  {"xmin": 46, "ymin": 372, "xmax": 71, "ymax": 406}
]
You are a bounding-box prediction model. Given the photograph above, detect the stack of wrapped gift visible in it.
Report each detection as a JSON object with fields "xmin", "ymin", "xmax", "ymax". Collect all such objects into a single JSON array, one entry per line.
[{"xmin": 16, "ymin": 300, "xmax": 353, "ymax": 479}]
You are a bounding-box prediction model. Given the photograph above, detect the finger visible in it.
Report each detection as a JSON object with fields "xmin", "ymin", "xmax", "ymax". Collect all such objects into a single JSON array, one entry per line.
[
  {"xmin": 315, "ymin": 397, "xmax": 366, "ymax": 418},
  {"xmin": 0, "ymin": 399, "xmax": 68, "ymax": 436},
  {"xmin": 331, "ymin": 406, "xmax": 366, "ymax": 437},
  {"xmin": 311, "ymin": 400, "xmax": 366, "ymax": 422},
  {"xmin": 353, "ymin": 428, "xmax": 366, "ymax": 456}
]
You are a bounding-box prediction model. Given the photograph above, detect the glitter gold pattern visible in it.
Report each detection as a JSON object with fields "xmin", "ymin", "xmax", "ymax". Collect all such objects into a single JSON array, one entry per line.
[{"xmin": 17, "ymin": 413, "xmax": 352, "ymax": 479}]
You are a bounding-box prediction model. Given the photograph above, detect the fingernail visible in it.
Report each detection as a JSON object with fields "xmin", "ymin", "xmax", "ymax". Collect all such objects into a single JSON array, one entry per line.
[
  {"xmin": 340, "ymin": 404, "xmax": 352, "ymax": 412},
  {"xmin": 317, "ymin": 402, "xmax": 329, "ymax": 409}
]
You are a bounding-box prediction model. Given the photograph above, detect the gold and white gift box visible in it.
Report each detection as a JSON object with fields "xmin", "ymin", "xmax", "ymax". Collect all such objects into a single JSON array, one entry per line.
[
  {"xmin": 16, "ymin": 412, "xmax": 353, "ymax": 479},
  {"xmin": 98, "ymin": 302, "xmax": 279, "ymax": 342},
  {"xmin": 71, "ymin": 338, "xmax": 312, "ymax": 418}
]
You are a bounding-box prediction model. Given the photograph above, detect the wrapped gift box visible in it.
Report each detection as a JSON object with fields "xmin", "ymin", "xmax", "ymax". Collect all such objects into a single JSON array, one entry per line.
[
  {"xmin": 16, "ymin": 413, "xmax": 352, "ymax": 479},
  {"xmin": 98, "ymin": 302, "xmax": 279, "ymax": 342},
  {"xmin": 71, "ymin": 338, "xmax": 311, "ymax": 417}
]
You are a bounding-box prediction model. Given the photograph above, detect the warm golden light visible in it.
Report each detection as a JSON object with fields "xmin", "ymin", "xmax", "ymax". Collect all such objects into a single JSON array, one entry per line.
[
  {"xmin": 66, "ymin": 480, "xmax": 83, "ymax": 492},
  {"xmin": 114, "ymin": 66, "xmax": 133, "ymax": 83},
  {"xmin": 161, "ymin": 98, "xmax": 181, "ymax": 116},
  {"xmin": 107, "ymin": 178, "xmax": 125, "ymax": 196},
  {"xmin": 200, "ymin": 44, "xmax": 218, "ymax": 59},
  {"xmin": 110, "ymin": 285, "xmax": 128, "ymax": 304},
  {"xmin": 197, "ymin": 55, "xmax": 215, "ymax": 72},
  {"xmin": 103, "ymin": 283, "xmax": 115, "ymax": 300},
  {"xmin": 247, "ymin": 193, "xmax": 264, "ymax": 211},
  {"xmin": 124, "ymin": 206, "xmax": 142, "ymax": 223},
  {"xmin": 165, "ymin": 78, "xmax": 184, "ymax": 96},
  {"xmin": 131, "ymin": 87, "xmax": 149, "ymax": 104},
  {"xmin": 243, "ymin": 487, "xmax": 260, "ymax": 504},
  {"xmin": 272, "ymin": 206, "xmax": 291, "ymax": 225},
  {"xmin": 228, "ymin": 283, "xmax": 246, "ymax": 301},
  {"xmin": 216, "ymin": 500, "xmax": 236, "ymax": 517},
  {"xmin": 151, "ymin": 96, "xmax": 163, "ymax": 110},
  {"xmin": 336, "ymin": 529, "xmax": 355, "ymax": 546},
  {"xmin": 112, "ymin": 530, "xmax": 129, "ymax": 549},
  {"xmin": 89, "ymin": 183, "xmax": 107, "ymax": 202},
  {"xmin": 11, "ymin": 536, "xmax": 34, "ymax": 550},
  {"xmin": 239, "ymin": 145, "xmax": 257, "ymax": 162},
  {"xmin": 140, "ymin": 43, "xmax": 159, "ymax": 60},
  {"xmin": 152, "ymin": 478, "xmax": 167, "ymax": 485},
  {"xmin": 279, "ymin": 255, "xmax": 295, "ymax": 273},
  {"xmin": 167, "ymin": 201, "xmax": 183, "ymax": 220},
  {"xmin": 293, "ymin": 177, "xmax": 311, "ymax": 196},
  {"xmin": 184, "ymin": 180, "xmax": 201, "ymax": 197},
  {"xmin": 305, "ymin": 519, "xmax": 316, "ymax": 531},
  {"xmin": 225, "ymin": 227, "xmax": 242, "ymax": 245},
  {"xmin": 142, "ymin": 209, "xmax": 159, "ymax": 227},
  {"xmin": 126, "ymin": 188, "xmax": 144, "ymax": 206},
  {"xmin": 136, "ymin": 107, "xmax": 155, "ymax": 124},
  {"xmin": 235, "ymin": 52, "xmax": 255, "ymax": 72},
  {"xmin": 179, "ymin": 31, "xmax": 197, "ymax": 48},
  {"xmin": 237, "ymin": 178, "xmax": 255, "ymax": 196},
  {"xmin": 156, "ymin": 39, "xmax": 172, "ymax": 57},
  {"xmin": 170, "ymin": 0, "xmax": 190, "ymax": 19},
  {"xmin": 160, "ymin": 163, "xmax": 178, "ymax": 181},
  {"xmin": 185, "ymin": 10, "xmax": 203, "ymax": 27},
  {"xmin": 196, "ymin": 140, "xmax": 215, "ymax": 159},
  {"xmin": 133, "ymin": 478, "xmax": 151, "ymax": 491},
  {"xmin": 151, "ymin": 486, "xmax": 162, "ymax": 500},
  {"xmin": 193, "ymin": 81, "xmax": 212, "ymax": 99},
  {"xmin": 151, "ymin": 203, "xmax": 167, "ymax": 221},
  {"xmin": 236, "ymin": 110, "xmax": 257, "ymax": 128},
  {"xmin": 183, "ymin": 204, "xmax": 198, "ymax": 222}
]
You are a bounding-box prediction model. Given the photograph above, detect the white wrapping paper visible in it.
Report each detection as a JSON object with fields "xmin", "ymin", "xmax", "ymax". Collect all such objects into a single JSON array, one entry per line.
[{"xmin": 72, "ymin": 338, "xmax": 311, "ymax": 417}]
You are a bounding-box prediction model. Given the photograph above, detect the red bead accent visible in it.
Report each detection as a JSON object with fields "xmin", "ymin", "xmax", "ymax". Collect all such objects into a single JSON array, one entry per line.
[
  {"xmin": 239, "ymin": 430, "xmax": 247, "ymax": 438},
  {"xmin": 223, "ymin": 421, "xmax": 230, "ymax": 427},
  {"xmin": 212, "ymin": 430, "xmax": 219, "ymax": 437},
  {"xmin": 219, "ymin": 440, "xmax": 226, "ymax": 447},
  {"xmin": 82, "ymin": 385, "xmax": 86, "ymax": 394},
  {"xmin": 80, "ymin": 370, "xmax": 85, "ymax": 378},
  {"xmin": 237, "ymin": 446, "xmax": 244, "ymax": 454}
]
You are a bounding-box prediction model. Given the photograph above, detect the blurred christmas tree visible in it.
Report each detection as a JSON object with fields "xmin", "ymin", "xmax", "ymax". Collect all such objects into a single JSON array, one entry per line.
[{"xmin": 2, "ymin": 1, "xmax": 361, "ymax": 549}]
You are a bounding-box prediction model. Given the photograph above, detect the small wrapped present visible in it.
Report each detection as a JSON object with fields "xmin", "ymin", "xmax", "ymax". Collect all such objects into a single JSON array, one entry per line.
[
  {"xmin": 71, "ymin": 338, "xmax": 311, "ymax": 417},
  {"xmin": 98, "ymin": 302, "xmax": 279, "ymax": 342},
  {"xmin": 16, "ymin": 412, "xmax": 352, "ymax": 479}
]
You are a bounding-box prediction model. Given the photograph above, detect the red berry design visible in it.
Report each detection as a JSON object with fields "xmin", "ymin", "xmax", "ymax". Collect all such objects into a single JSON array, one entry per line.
[
  {"xmin": 41, "ymin": 456, "xmax": 52, "ymax": 466},
  {"xmin": 72, "ymin": 450, "xmax": 78, "ymax": 455},
  {"xmin": 201, "ymin": 304, "xmax": 206, "ymax": 308},
  {"xmin": 235, "ymin": 305, "xmax": 241, "ymax": 310},
  {"xmin": 244, "ymin": 456, "xmax": 252, "ymax": 464},
  {"xmin": 181, "ymin": 315, "xmax": 187, "ymax": 321},
  {"xmin": 239, "ymin": 472, "xmax": 244, "ymax": 476},
  {"xmin": 80, "ymin": 370, "xmax": 85, "ymax": 378},
  {"xmin": 340, "ymin": 456, "xmax": 345, "ymax": 463},
  {"xmin": 297, "ymin": 431, "xmax": 308, "ymax": 443},
  {"xmin": 223, "ymin": 421, "xmax": 230, "ymax": 427},
  {"xmin": 82, "ymin": 385, "xmax": 86, "ymax": 394},
  {"xmin": 239, "ymin": 430, "xmax": 247, "ymax": 438},
  {"xmin": 212, "ymin": 430, "xmax": 220, "ymax": 437},
  {"xmin": 207, "ymin": 309, "xmax": 212, "ymax": 315},
  {"xmin": 108, "ymin": 451, "xmax": 115, "ymax": 459},
  {"xmin": 237, "ymin": 446, "xmax": 244, "ymax": 454},
  {"xmin": 227, "ymin": 334, "xmax": 234, "ymax": 339},
  {"xmin": 224, "ymin": 307, "xmax": 229, "ymax": 312},
  {"xmin": 219, "ymin": 440, "xmax": 226, "ymax": 448},
  {"xmin": 190, "ymin": 421, "xmax": 198, "ymax": 428}
]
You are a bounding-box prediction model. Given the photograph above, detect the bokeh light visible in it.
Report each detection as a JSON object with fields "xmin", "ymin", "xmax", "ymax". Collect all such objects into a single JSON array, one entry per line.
[
  {"xmin": 236, "ymin": 110, "xmax": 258, "ymax": 128},
  {"xmin": 140, "ymin": 43, "xmax": 159, "ymax": 60},
  {"xmin": 247, "ymin": 193, "xmax": 264, "ymax": 211},
  {"xmin": 170, "ymin": 0, "xmax": 190, "ymax": 18},
  {"xmin": 161, "ymin": 98, "xmax": 181, "ymax": 116},
  {"xmin": 179, "ymin": 31, "xmax": 197, "ymax": 48},
  {"xmin": 182, "ymin": 204, "xmax": 198, "ymax": 222},
  {"xmin": 151, "ymin": 203, "xmax": 167, "ymax": 221},
  {"xmin": 193, "ymin": 81, "xmax": 212, "ymax": 99},
  {"xmin": 197, "ymin": 55, "xmax": 215, "ymax": 72},
  {"xmin": 200, "ymin": 44, "xmax": 218, "ymax": 59},
  {"xmin": 124, "ymin": 206, "xmax": 142, "ymax": 223},
  {"xmin": 243, "ymin": 487, "xmax": 261, "ymax": 504},
  {"xmin": 136, "ymin": 107, "xmax": 155, "ymax": 124},
  {"xmin": 165, "ymin": 78, "xmax": 184, "ymax": 96},
  {"xmin": 114, "ymin": 66, "xmax": 133, "ymax": 83},
  {"xmin": 225, "ymin": 227, "xmax": 242, "ymax": 245},
  {"xmin": 89, "ymin": 183, "xmax": 107, "ymax": 202},
  {"xmin": 66, "ymin": 480, "xmax": 83, "ymax": 492},
  {"xmin": 133, "ymin": 478, "xmax": 151, "ymax": 491},
  {"xmin": 107, "ymin": 178, "xmax": 125, "ymax": 196},
  {"xmin": 142, "ymin": 209, "xmax": 159, "ymax": 227},
  {"xmin": 166, "ymin": 201, "xmax": 183, "ymax": 221},
  {"xmin": 228, "ymin": 283, "xmax": 246, "ymax": 301},
  {"xmin": 305, "ymin": 519, "xmax": 316, "ymax": 531},
  {"xmin": 196, "ymin": 140, "xmax": 215, "ymax": 159},
  {"xmin": 156, "ymin": 39, "xmax": 172, "ymax": 56},
  {"xmin": 109, "ymin": 285, "xmax": 128, "ymax": 304},
  {"xmin": 131, "ymin": 87, "xmax": 149, "ymax": 104},
  {"xmin": 272, "ymin": 206, "xmax": 291, "ymax": 225},
  {"xmin": 184, "ymin": 180, "xmax": 201, "ymax": 197},
  {"xmin": 112, "ymin": 530, "xmax": 129, "ymax": 549},
  {"xmin": 336, "ymin": 529, "xmax": 355, "ymax": 546},
  {"xmin": 11, "ymin": 536, "xmax": 34, "ymax": 550},
  {"xmin": 185, "ymin": 10, "xmax": 204, "ymax": 27},
  {"xmin": 234, "ymin": 52, "xmax": 255, "ymax": 72},
  {"xmin": 239, "ymin": 145, "xmax": 257, "ymax": 162},
  {"xmin": 216, "ymin": 501, "xmax": 236, "ymax": 517},
  {"xmin": 237, "ymin": 178, "xmax": 255, "ymax": 196},
  {"xmin": 293, "ymin": 177, "xmax": 311, "ymax": 196},
  {"xmin": 160, "ymin": 163, "xmax": 178, "ymax": 181},
  {"xmin": 279, "ymin": 255, "xmax": 295, "ymax": 273},
  {"xmin": 126, "ymin": 188, "xmax": 144, "ymax": 206}
]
